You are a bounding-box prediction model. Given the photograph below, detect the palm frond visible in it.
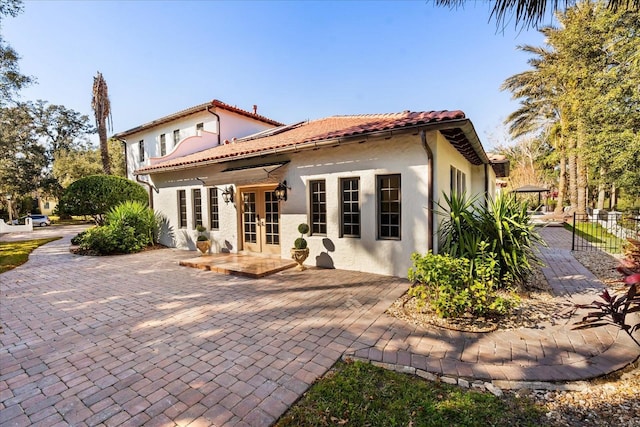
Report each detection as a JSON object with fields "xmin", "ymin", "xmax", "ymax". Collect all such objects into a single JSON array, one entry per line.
[{"xmin": 435, "ymin": 0, "xmax": 639, "ymax": 28}]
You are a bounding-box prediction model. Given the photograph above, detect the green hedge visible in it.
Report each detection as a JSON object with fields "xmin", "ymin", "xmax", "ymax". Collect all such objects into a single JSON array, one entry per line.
[{"xmin": 57, "ymin": 175, "xmax": 148, "ymax": 224}]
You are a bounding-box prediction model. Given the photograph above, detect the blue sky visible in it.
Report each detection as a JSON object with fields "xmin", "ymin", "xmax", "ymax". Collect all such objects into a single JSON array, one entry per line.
[{"xmin": 4, "ymin": 1, "xmax": 547, "ymax": 150}]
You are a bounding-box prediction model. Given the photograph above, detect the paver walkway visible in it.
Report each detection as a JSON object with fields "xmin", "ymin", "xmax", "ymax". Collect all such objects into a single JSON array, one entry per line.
[
  {"xmin": 348, "ymin": 226, "xmax": 639, "ymax": 384},
  {"xmin": 1, "ymin": 229, "xmax": 407, "ymax": 426},
  {"xmin": 1, "ymin": 225, "xmax": 638, "ymax": 426}
]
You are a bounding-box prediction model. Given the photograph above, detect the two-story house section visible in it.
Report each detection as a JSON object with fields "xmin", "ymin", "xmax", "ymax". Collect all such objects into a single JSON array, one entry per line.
[{"xmin": 112, "ymin": 100, "xmax": 283, "ymax": 180}]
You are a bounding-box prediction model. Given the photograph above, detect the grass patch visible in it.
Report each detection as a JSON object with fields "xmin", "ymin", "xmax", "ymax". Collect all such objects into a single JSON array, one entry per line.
[
  {"xmin": 48, "ymin": 216, "xmax": 94, "ymax": 226},
  {"xmin": 276, "ymin": 360, "xmax": 546, "ymax": 427},
  {"xmin": 564, "ymin": 221, "xmax": 625, "ymax": 253},
  {"xmin": 0, "ymin": 237, "xmax": 61, "ymax": 273}
]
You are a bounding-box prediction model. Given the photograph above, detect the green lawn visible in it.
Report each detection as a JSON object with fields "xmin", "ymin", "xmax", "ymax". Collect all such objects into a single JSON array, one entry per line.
[
  {"xmin": 48, "ymin": 216, "xmax": 94, "ymax": 226},
  {"xmin": 276, "ymin": 361, "xmax": 546, "ymax": 427},
  {"xmin": 0, "ymin": 237, "xmax": 61, "ymax": 273},
  {"xmin": 564, "ymin": 221, "xmax": 625, "ymax": 253}
]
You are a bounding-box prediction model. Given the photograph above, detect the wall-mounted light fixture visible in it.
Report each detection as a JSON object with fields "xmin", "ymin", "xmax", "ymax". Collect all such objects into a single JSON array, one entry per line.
[
  {"xmin": 274, "ymin": 180, "xmax": 289, "ymax": 202},
  {"xmin": 221, "ymin": 186, "xmax": 234, "ymax": 204}
]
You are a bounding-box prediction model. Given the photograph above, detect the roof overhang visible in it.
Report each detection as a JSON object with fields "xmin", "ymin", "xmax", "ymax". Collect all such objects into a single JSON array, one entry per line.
[
  {"xmin": 512, "ymin": 185, "xmax": 549, "ymax": 193},
  {"xmin": 112, "ymin": 99, "xmax": 283, "ymax": 139},
  {"xmin": 487, "ymin": 154, "xmax": 510, "ymax": 178},
  {"xmin": 198, "ymin": 158, "xmax": 290, "ymax": 186},
  {"xmin": 135, "ymin": 118, "xmax": 494, "ymax": 176},
  {"xmin": 221, "ymin": 159, "xmax": 289, "ymax": 173}
]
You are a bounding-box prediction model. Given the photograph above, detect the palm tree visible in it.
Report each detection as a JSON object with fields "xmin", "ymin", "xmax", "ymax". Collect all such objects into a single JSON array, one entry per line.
[
  {"xmin": 501, "ymin": 41, "xmax": 571, "ymax": 213},
  {"xmin": 91, "ymin": 72, "xmax": 112, "ymax": 175},
  {"xmin": 435, "ymin": 0, "xmax": 639, "ymax": 28}
]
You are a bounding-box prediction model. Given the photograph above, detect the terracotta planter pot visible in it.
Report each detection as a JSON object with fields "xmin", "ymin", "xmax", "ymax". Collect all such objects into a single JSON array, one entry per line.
[
  {"xmin": 196, "ymin": 240, "xmax": 211, "ymax": 256},
  {"xmin": 290, "ymin": 248, "xmax": 309, "ymax": 271}
]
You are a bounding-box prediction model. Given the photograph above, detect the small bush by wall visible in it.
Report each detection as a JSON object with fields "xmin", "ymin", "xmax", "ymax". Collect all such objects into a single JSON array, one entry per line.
[
  {"xmin": 439, "ymin": 192, "xmax": 543, "ymax": 287},
  {"xmin": 408, "ymin": 248, "xmax": 517, "ymax": 318},
  {"xmin": 73, "ymin": 201, "xmax": 163, "ymax": 255}
]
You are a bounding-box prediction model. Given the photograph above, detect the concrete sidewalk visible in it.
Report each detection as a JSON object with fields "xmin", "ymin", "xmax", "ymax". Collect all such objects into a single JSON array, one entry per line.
[{"xmin": 1, "ymin": 225, "xmax": 638, "ymax": 426}]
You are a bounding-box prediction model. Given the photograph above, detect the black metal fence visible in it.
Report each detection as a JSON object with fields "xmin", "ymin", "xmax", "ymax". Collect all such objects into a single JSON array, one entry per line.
[{"xmin": 571, "ymin": 212, "xmax": 640, "ymax": 253}]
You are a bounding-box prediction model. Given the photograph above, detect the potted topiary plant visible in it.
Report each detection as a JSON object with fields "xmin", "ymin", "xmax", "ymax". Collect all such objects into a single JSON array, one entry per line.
[
  {"xmin": 195, "ymin": 224, "xmax": 211, "ymax": 255},
  {"xmin": 291, "ymin": 223, "xmax": 310, "ymax": 270}
]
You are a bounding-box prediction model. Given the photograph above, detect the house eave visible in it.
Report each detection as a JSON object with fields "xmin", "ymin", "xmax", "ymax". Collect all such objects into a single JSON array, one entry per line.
[
  {"xmin": 134, "ymin": 118, "xmax": 491, "ymax": 176},
  {"xmin": 112, "ymin": 100, "xmax": 283, "ymax": 139}
]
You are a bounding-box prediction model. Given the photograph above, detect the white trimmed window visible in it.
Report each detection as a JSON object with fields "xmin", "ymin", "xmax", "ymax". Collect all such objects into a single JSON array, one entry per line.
[
  {"xmin": 377, "ymin": 174, "xmax": 401, "ymax": 240},
  {"xmin": 209, "ymin": 187, "xmax": 219, "ymax": 230},
  {"xmin": 178, "ymin": 190, "xmax": 187, "ymax": 229},
  {"xmin": 450, "ymin": 166, "xmax": 467, "ymax": 196},
  {"xmin": 340, "ymin": 177, "xmax": 360, "ymax": 238},
  {"xmin": 193, "ymin": 189, "xmax": 202, "ymax": 228},
  {"xmin": 310, "ymin": 180, "xmax": 327, "ymax": 235},
  {"xmin": 160, "ymin": 134, "xmax": 166, "ymax": 156}
]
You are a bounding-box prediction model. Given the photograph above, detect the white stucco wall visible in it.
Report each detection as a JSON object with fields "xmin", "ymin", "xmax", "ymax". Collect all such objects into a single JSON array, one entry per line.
[
  {"xmin": 277, "ymin": 133, "xmax": 431, "ymax": 277},
  {"xmin": 121, "ymin": 109, "xmax": 277, "ymax": 180},
  {"xmin": 150, "ymin": 167, "xmax": 239, "ymax": 253},
  {"xmin": 122, "ymin": 111, "xmax": 214, "ymax": 180},
  {"xmin": 147, "ymin": 129, "xmax": 494, "ymax": 278}
]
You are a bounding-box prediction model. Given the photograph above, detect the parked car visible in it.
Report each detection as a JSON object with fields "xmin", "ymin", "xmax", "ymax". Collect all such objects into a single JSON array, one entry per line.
[{"xmin": 12, "ymin": 214, "xmax": 51, "ymax": 227}]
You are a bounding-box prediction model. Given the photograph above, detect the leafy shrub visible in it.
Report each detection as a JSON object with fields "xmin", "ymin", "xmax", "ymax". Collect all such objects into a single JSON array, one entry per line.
[
  {"xmin": 439, "ymin": 192, "xmax": 543, "ymax": 287},
  {"xmin": 74, "ymin": 201, "xmax": 162, "ymax": 255},
  {"xmin": 70, "ymin": 230, "xmax": 88, "ymax": 245},
  {"xmin": 57, "ymin": 175, "xmax": 148, "ymax": 225},
  {"xmin": 294, "ymin": 223, "xmax": 309, "ymax": 249},
  {"xmin": 571, "ymin": 240, "xmax": 640, "ymax": 348},
  {"xmin": 105, "ymin": 200, "xmax": 160, "ymax": 246},
  {"xmin": 79, "ymin": 225, "xmax": 142, "ymax": 254},
  {"xmin": 407, "ymin": 247, "xmax": 517, "ymax": 318},
  {"xmin": 621, "ymin": 238, "xmax": 640, "ymax": 274},
  {"xmin": 298, "ymin": 223, "xmax": 310, "ymax": 234},
  {"xmin": 573, "ymin": 273, "xmax": 640, "ymax": 348},
  {"xmin": 196, "ymin": 225, "xmax": 209, "ymax": 241},
  {"xmin": 479, "ymin": 195, "xmax": 543, "ymax": 285},
  {"xmin": 294, "ymin": 238, "xmax": 307, "ymax": 249}
]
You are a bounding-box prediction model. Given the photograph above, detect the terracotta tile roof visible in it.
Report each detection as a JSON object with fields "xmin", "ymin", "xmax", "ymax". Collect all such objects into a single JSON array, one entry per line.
[
  {"xmin": 135, "ymin": 110, "xmax": 476, "ymax": 175},
  {"xmin": 112, "ymin": 99, "xmax": 283, "ymax": 139}
]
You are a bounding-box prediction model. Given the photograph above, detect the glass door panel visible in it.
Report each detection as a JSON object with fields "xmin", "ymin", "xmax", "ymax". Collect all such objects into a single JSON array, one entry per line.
[{"xmin": 240, "ymin": 188, "xmax": 281, "ymax": 255}]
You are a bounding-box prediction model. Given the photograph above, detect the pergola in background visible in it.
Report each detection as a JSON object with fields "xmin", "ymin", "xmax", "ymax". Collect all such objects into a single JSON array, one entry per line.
[{"xmin": 512, "ymin": 185, "xmax": 549, "ymax": 207}]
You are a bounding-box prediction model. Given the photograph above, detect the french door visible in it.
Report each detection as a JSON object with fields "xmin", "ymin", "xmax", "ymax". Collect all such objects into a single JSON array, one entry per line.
[{"xmin": 241, "ymin": 187, "xmax": 280, "ymax": 255}]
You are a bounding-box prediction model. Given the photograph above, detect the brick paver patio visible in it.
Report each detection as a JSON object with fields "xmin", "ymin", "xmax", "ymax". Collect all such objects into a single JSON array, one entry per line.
[
  {"xmin": 1, "ymin": 225, "xmax": 638, "ymax": 426},
  {"xmin": 1, "ymin": 228, "xmax": 407, "ymax": 426}
]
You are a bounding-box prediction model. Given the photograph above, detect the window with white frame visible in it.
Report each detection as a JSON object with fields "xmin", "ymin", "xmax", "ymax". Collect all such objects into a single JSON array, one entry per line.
[
  {"xmin": 196, "ymin": 122, "xmax": 204, "ymax": 132},
  {"xmin": 209, "ymin": 187, "xmax": 219, "ymax": 230},
  {"xmin": 310, "ymin": 180, "xmax": 327, "ymax": 235},
  {"xmin": 138, "ymin": 140, "xmax": 145, "ymax": 162},
  {"xmin": 340, "ymin": 177, "xmax": 360, "ymax": 238},
  {"xmin": 377, "ymin": 174, "xmax": 401, "ymax": 240},
  {"xmin": 178, "ymin": 190, "xmax": 187, "ymax": 229},
  {"xmin": 173, "ymin": 129, "xmax": 180, "ymax": 145},
  {"xmin": 193, "ymin": 189, "xmax": 202, "ymax": 228},
  {"xmin": 160, "ymin": 134, "xmax": 166, "ymax": 156},
  {"xmin": 450, "ymin": 166, "xmax": 467, "ymax": 196}
]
